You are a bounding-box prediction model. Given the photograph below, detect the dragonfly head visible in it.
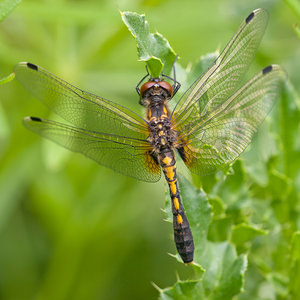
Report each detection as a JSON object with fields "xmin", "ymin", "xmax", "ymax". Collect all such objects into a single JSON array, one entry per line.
[{"xmin": 139, "ymin": 79, "xmax": 173, "ymax": 106}]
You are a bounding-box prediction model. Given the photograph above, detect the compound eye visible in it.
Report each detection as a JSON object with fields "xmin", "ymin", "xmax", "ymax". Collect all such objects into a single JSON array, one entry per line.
[
  {"xmin": 158, "ymin": 81, "xmax": 173, "ymax": 97},
  {"xmin": 140, "ymin": 81, "xmax": 155, "ymax": 96},
  {"xmin": 140, "ymin": 80, "xmax": 173, "ymax": 98}
]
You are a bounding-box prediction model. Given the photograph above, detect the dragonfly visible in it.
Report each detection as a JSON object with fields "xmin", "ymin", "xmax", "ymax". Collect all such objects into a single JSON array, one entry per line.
[{"xmin": 14, "ymin": 8, "xmax": 285, "ymax": 264}]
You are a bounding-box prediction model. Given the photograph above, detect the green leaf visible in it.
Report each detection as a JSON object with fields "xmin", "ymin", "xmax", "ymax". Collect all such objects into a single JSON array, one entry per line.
[
  {"xmin": 208, "ymin": 197, "xmax": 225, "ymax": 218},
  {"xmin": 158, "ymin": 280, "xmax": 204, "ymax": 300},
  {"xmin": 231, "ymin": 223, "xmax": 267, "ymax": 246},
  {"xmin": 121, "ymin": 11, "xmax": 177, "ymax": 78},
  {"xmin": 211, "ymin": 253, "xmax": 247, "ymax": 300},
  {"xmin": 289, "ymin": 232, "xmax": 300, "ymax": 299},
  {"xmin": 201, "ymin": 242, "xmax": 248, "ymax": 299},
  {"xmin": 208, "ymin": 217, "xmax": 232, "ymax": 242},
  {"xmin": 0, "ymin": 0, "xmax": 21, "ymax": 21}
]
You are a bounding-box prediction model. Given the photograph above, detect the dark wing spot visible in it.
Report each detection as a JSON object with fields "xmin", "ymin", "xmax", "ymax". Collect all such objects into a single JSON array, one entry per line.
[
  {"xmin": 149, "ymin": 151, "xmax": 159, "ymax": 165},
  {"xmin": 262, "ymin": 65, "xmax": 273, "ymax": 75},
  {"xmin": 29, "ymin": 116, "xmax": 42, "ymax": 122},
  {"xmin": 245, "ymin": 11, "xmax": 254, "ymax": 24},
  {"xmin": 27, "ymin": 63, "xmax": 38, "ymax": 71}
]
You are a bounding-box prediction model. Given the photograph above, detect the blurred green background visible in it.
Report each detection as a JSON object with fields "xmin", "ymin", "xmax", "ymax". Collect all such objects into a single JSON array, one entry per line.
[{"xmin": 0, "ymin": 0, "xmax": 299, "ymax": 299}]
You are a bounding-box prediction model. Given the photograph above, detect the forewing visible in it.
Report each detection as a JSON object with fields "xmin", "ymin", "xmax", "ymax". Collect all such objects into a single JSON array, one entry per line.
[
  {"xmin": 14, "ymin": 62, "xmax": 148, "ymax": 139},
  {"xmin": 24, "ymin": 117, "xmax": 161, "ymax": 182},
  {"xmin": 172, "ymin": 8, "xmax": 268, "ymax": 126},
  {"xmin": 176, "ymin": 65, "xmax": 286, "ymax": 175}
]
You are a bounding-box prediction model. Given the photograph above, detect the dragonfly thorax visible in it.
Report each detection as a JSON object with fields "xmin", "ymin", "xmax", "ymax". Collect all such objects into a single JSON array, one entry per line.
[{"xmin": 148, "ymin": 117, "xmax": 177, "ymax": 152}]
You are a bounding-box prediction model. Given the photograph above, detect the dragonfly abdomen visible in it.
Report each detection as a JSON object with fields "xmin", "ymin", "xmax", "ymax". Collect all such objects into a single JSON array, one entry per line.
[{"xmin": 159, "ymin": 151, "xmax": 194, "ymax": 263}]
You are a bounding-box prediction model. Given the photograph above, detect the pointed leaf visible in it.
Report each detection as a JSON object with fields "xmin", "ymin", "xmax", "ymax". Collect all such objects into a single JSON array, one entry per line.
[
  {"xmin": 121, "ymin": 11, "xmax": 176, "ymax": 78},
  {"xmin": 159, "ymin": 280, "xmax": 204, "ymax": 300},
  {"xmin": 211, "ymin": 254, "xmax": 247, "ymax": 300},
  {"xmin": 231, "ymin": 223, "xmax": 267, "ymax": 246}
]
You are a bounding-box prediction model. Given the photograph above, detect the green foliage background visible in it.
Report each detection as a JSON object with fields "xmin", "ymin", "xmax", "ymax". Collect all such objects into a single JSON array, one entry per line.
[{"xmin": 0, "ymin": 0, "xmax": 299, "ymax": 299}]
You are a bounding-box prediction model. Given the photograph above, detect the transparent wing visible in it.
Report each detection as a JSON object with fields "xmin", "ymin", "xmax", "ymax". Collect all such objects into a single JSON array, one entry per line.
[
  {"xmin": 14, "ymin": 62, "xmax": 148, "ymax": 139},
  {"xmin": 176, "ymin": 65, "xmax": 286, "ymax": 175},
  {"xmin": 24, "ymin": 117, "xmax": 161, "ymax": 182},
  {"xmin": 172, "ymin": 8, "xmax": 269, "ymax": 126}
]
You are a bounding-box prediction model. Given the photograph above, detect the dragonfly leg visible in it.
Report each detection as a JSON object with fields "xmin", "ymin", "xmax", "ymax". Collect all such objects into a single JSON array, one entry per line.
[
  {"xmin": 136, "ymin": 66, "xmax": 150, "ymax": 95},
  {"xmin": 161, "ymin": 55, "xmax": 181, "ymax": 96}
]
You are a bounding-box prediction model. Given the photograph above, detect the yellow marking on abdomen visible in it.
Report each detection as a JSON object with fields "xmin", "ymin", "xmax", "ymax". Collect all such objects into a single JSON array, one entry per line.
[
  {"xmin": 163, "ymin": 156, "xmax": 173, "ymax": 165},
  {"xmin": 164, "ymin": 166, "xmax": 175, "ymax": 181},
  {"xmin": 177, "ymin": 214, "xmax": 183, "ymax": 224},
  {"xmin": 173, "ymin": 197, "xmax": 180, "ymax": 210},
  {"xmin": 169, "ymin": 180, "xmax": 177, "ymax": 195}
]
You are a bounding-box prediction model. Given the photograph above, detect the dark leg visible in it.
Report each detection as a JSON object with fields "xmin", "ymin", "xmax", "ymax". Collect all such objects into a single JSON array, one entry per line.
[
  {"xmin": 161, "ymin": 55, "xmax": 181, "ymax": 96},
  {"xmin": 136, "ymin": 66, "xmax": 149, "ymax": 95}
]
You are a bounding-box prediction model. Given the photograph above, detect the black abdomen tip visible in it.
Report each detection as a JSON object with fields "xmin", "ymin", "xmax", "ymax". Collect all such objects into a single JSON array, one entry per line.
[
  {"xmin": 245, "ymin": 11, "xmax": 255, "ymax": 23},
  {"xmin": 262, "ymin": 65, "xmax": 273, "ymax": 75},
  {"xmin": 27, "ymin": 62, "xmax": 38, "ymax": 71}
]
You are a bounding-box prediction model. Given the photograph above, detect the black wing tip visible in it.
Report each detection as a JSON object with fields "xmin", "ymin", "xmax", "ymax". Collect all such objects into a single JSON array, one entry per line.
[
  {"xmin": 245, "ymin": 11, "xmax": 255, "ymax": 23},
  {"xmin": 262, "ymin": 65, "xmax": 273, "ymax": 75},
  {"xmin": 26, "ymin": 62, "xmax": 38, "ymax": 71},
  {"xmin": 25, "ymin": 116, "xmax": 42, "ymax": 122},
  {"xmin": 245, "ymin": 8, "xmax": 268, "ymax": 24}
]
